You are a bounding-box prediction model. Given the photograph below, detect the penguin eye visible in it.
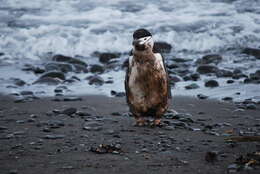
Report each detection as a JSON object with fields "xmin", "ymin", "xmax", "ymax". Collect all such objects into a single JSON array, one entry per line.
[{"xmin": 144, "ymin": 38, "xmax": 147, "ymax": 40}]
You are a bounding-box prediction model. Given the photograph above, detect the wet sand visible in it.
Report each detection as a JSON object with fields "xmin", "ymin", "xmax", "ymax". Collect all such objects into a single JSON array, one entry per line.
[{"xmin": 0, "ymin": 95, "xmax": 259, "ymax": 174}]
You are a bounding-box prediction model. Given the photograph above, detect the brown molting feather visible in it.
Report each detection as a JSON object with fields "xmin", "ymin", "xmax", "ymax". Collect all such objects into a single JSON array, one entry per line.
[{"xmin": 126, "ymin": 49, "xmax": 169, "ymax": 118}]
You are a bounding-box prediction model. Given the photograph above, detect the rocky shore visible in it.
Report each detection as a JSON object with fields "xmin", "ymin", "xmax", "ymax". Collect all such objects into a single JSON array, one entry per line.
[{"xmin": 0, "ymin": 95, "xmax": 260, "ymax": 174}]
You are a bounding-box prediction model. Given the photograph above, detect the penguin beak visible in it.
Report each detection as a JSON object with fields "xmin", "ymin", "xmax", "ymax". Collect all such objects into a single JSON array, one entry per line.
[{"xmin": 132, "ymin": 39, "xmax": 145, "ymax": 51}]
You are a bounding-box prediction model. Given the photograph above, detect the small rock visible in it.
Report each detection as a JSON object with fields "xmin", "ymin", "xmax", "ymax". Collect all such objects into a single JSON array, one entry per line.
[
  {"xmin": 0, "ymin": 126, "xmax": 8, "ymax": 130},
  {"xmin": 33, "ymin": 77, "xmax": 62, "ymax": 85},
  {"xmin": 90, "ymin": 64, "xmax": 105, "ymax": 74},
  {"xmin": 185, "ymin": 83, "xmax": 200, "ymax": 90},
  {"xmin": 216, "ymin": 69, "xmax": 233, "ymax": 78},
  {"xmin": 242, "ymin": 47, "xmax": 260, "ymax": 59},
  {"xmin": 87, "ymin": 75, "xmax": 104, "ymax": 86},
  {"xmin": 12, "ymin": 78, "xmax": 26, "ymax": 86},
  {"xmin": 40, "ymin": 71, "xmax": 66, "ymax": 80},
  {"xmin": 222, "ymin": 97, "xmax": 233, "ymax": 101},
  {"xmin": 98, "ymin": 52, "xmax": 120, "ymax": 64},
  {"xmin": 76, "ymin": 111, "xmax": 91, "ymax": 117},
  {"xmin": 83, "ymin": 122, "xmax": 102, "ymax": 131},
  {"xmin": 227, "ymin": 79, "xmax": 235, "ymax": 84},
  {"xmin": 205, "ymin": 80, "xmax": 219, "ymax": 88},
  {"xmin": 45, "ymin": 62, "xmax": 74, "ymax": 73},
  {"xmin": 111, "ymin": 90, "xmax": 125, "ymax": 97},
  {"xmin": 20, "ymin": 91, "xmax": 34, "ymax": 96},
  {"xmin": 172, "ymin": 58, "xmax": 192, "ymax": 63},
  {"xmin": 62, "ymin": 108, "xmax": 77, "ymax": 115},
  {"xmin": 43, "ymin": 134, "xmax": 65, "ymax": 140},
  {"xmin": 197, "ymin": 94, "xmax": 208, "ymax": 99},
  {"xmin": 246, "ymin": 103, "xmax": 257, "ymax": 110},
  {"xmin": 197, "ymin": 65, "xmax": 219, "ymax": 74},
  {"xmin": 63, "ymin": 97, "xmax": 82, "ymax": 101},
  {"xmin": 196, "ymin": 54, "xmax": 222, "ymax": 65},
  {"xmin": 52, "ymin": 54, "xmax": 88, "ymax": 67}
]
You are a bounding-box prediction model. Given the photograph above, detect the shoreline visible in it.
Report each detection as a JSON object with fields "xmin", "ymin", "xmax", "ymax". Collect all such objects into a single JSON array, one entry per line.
[{"xmin": 0, "ymin": 94, "xmax": 259, "ymax": 174}]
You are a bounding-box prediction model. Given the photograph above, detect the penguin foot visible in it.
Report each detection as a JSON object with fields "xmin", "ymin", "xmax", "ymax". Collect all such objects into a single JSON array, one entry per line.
[
  {"xmin": 134, "ymin": 118, "xmax": 147, "ymax": 127},
  {"xmin": 150, "ymin": 119, "xmax": 163, "ymax": 128}
]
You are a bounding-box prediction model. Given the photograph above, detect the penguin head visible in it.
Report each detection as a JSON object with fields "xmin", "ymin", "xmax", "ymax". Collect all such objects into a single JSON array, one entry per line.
[{"xmin": 132, "ymin": 29, "xmax": 154, "ymax": 51}]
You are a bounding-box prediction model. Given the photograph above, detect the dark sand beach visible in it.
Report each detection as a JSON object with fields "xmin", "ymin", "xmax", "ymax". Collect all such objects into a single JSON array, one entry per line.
[{"xmin": 0, "ymin": 95, "xmax": 259, "ymax": 174}]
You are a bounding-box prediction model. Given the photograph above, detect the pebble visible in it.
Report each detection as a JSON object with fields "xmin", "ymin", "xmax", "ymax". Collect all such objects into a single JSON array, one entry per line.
[
  {"xmin": 205, "ymin": 80, "xmax": 219, "ymax": 88},
  {"xmin": 62, "ymin": 107, "xmax": 77, "ymax": 115},
  {"xmin": 43, "ymin": 134, "xmax": 66, "ymax": 140},
  {"xmin": 185, "ymin": 83, "xmax": 200, "ymax": 90},
  {"xmin": 197, "ymin": 94, "xmax": 208, "ymax": 99},
  {"xmin": 246, "ymin": 103, "xmax": 257, "ymax": 110},
  {"xmin": 63, "ymin": 97, "xmax": 82, "ymax": 101},
  {"xmin": 90, "ymin": 64, "xmax": 105, "ymax": 74},
  {"xmin": 87, "ymin": 75, "xmax": 105, "ymax": 86}
]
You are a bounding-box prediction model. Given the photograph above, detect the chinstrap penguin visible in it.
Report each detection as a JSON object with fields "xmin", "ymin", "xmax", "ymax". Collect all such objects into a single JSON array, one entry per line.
[{"xmin": 125, "ymin": 28, "xmax": 171, "ymax": 126}]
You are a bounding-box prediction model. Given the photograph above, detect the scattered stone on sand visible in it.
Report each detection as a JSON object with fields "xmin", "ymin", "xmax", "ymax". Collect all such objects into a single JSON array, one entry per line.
[
  {"xmin": 196, "ymin": 54, "xmax": 222, "ymax": 65},
  {"xmin": 197, "ymin": 65, "xmax": 219, "ymax": 74},
  {"xmin": 90, "ymin": 64, "xmax": 105, "ymax": 74},
  {"xmin": 43, "ymin": 134, "xmax": 66, "ymax": 140},
  {"xmin": 205, "ymin": 80, "xmax": 219, "ymax": 88},
  {"xmin": 63, "ymin": 96, "xmax": 82, "ymax": 102},
  {"xmin": 185, "ymin": 83, "xmax": 200, "ymax": 90},
  {"xmin": 246, "ymin": 103, "xmax": 257, "ymax": 110},
  {"xmin": 83, "ymin": 122, "xmax": 103, "ymax": 131},
  {"xmin": 61, "ymin": 107, "xmax": 77, "ymax": 115},
  {"xmin": 242, "ymin": 47, "xmax": 260, "ymax": 59},
  {"xmin": 154, "ymin": 42, "xmax": 172, "ymax": 53},
  {"xmin": 0, "ymin": 126, "xmax": 8, "ymax": 130},
  {"xmin": 76, "ymin": 111, "xmax": 91, "ymax": 117},
  {"xmin": 197, "ymin": 94, "xmax": 208, "ymax": 100},
  {"xmin": 90, "ymin": 143, "xmax": 122, "ymax": 154}
]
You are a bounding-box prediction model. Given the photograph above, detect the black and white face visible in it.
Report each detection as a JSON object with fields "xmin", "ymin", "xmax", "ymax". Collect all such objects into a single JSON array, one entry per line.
[{"xmin": 132, "ymin": 36, "xmax": 154, "ymax": 51}]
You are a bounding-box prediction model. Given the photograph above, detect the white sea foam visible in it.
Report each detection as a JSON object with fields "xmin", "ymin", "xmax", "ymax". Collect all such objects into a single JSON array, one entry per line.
[{"xmin": 0, "ymin": 0, "xmax": 260, "ymax": 62}]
